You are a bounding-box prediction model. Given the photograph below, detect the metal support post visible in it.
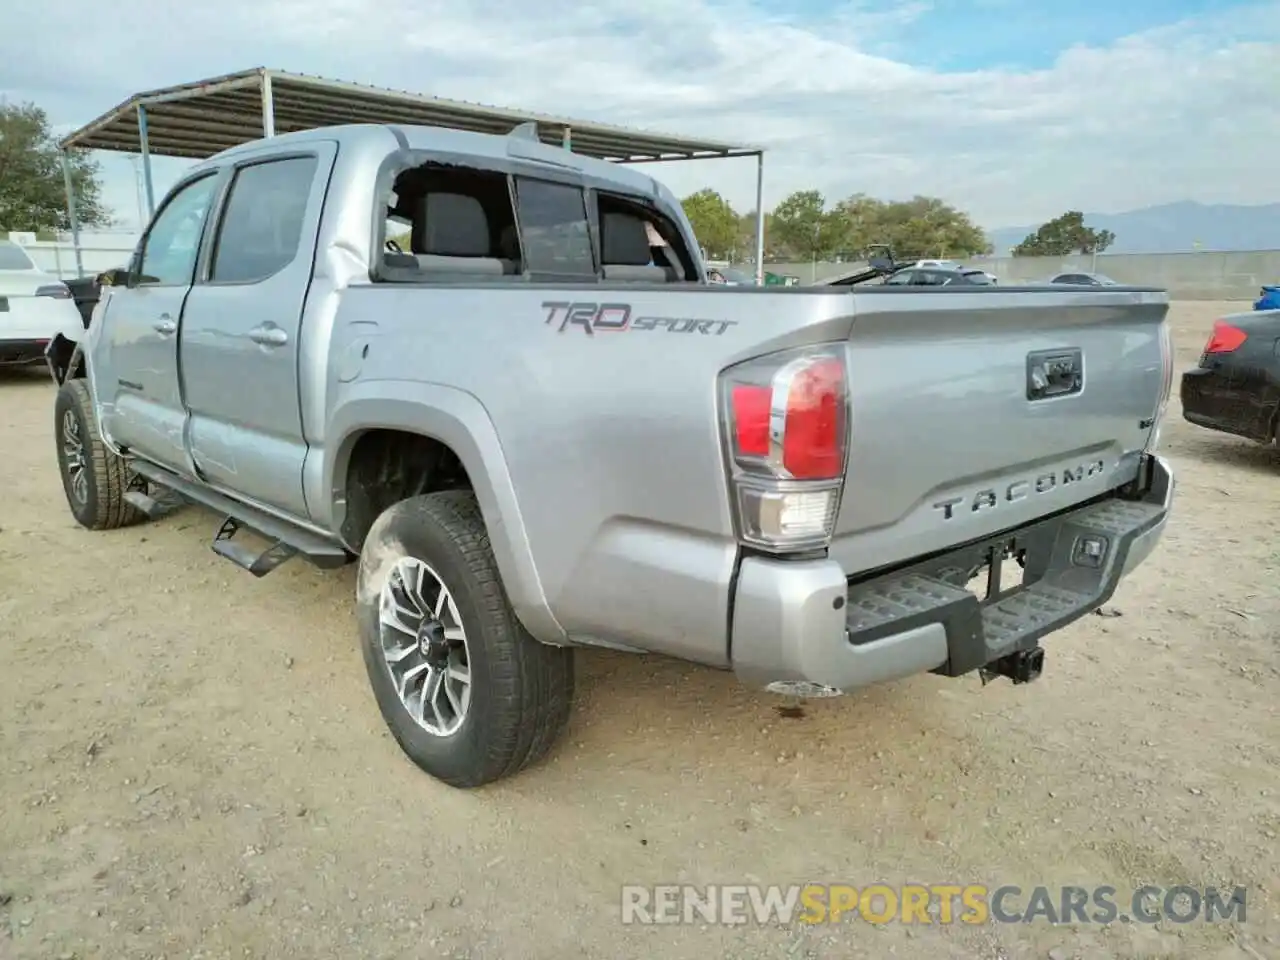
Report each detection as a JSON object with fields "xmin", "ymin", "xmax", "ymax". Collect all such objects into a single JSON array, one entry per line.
[
  {"xmin": 261, "ymin": 72, "xmax": 276, "ymax": 137},
  {"xmin": 137, "ymin": 104, "xmax": 156, "ymax": 218},
  {"xmin": 60, "ymin": 151, "xmax": 85, "ymax": 278},
  {"xmin": 753, "ymin": 152, "xmax": 765, "ymax": 286}
]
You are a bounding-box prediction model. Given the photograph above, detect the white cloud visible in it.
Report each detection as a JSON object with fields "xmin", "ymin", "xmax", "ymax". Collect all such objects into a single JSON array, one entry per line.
[{"xmin": 2, "ymin": 0, "xmax": 1276, "ymax": 231}]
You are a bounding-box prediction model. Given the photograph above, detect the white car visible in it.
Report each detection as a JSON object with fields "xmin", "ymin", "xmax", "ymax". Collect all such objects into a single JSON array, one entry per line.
[{"xmin": 0, "ymin": 241, "xmax": 85, "ymax": 367}]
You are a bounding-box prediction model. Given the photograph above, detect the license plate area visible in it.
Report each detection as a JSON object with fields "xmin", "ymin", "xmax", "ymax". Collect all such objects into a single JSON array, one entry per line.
[{"xmin": 955, "ymin": 538, "xmax": 1026, "ymax": 604}]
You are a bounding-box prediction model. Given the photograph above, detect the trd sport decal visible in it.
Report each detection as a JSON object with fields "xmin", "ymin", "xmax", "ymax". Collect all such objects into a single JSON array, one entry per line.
[{"xmin": 541, "ymin": 301, "xmax": 737, "ymax": 336}]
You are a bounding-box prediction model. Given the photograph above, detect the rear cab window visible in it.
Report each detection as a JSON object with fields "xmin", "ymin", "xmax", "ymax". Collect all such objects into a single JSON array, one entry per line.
[
  {"xmin": 513, "ymin": 178, "xmax": 595, "ymax": 278},
  {"xmin": 372, "ymin": 154, "xmax": 697, "ymax": 284}
]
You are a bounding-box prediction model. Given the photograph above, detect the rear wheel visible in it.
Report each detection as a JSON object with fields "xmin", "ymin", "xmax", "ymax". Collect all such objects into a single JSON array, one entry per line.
[
  {"xmin": 356, "ymin": 491, "xmax": 574, "ymax": 788},
  {"xmin": 53, "ymin": 378, "xmax": 145, "ymax": 530}
]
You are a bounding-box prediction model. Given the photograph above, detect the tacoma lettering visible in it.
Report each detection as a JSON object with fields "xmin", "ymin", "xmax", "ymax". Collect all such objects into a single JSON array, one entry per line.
[{"xmin": 932, "ymin": 460, "xmax": 1107, "ymax": 520}]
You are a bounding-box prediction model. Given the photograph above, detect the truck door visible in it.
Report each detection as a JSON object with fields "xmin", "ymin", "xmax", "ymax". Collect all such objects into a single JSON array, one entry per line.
[
  {"xmin": 178, "ymin": 144, "xmax": 335, "ymax": 519},
  {"xmin": 96, "ymin": 171, "xmax": 221, "ymax": 470}
]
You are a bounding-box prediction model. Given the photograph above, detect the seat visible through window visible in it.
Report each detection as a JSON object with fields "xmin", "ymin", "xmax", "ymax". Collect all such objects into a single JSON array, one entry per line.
[
  {"xmin": 600, "ymin": 212, "xmax": 673, "ymax": 282},
  {"xmin": 410, "ymin": 193, "xmax": 516, "ymax": 275}
]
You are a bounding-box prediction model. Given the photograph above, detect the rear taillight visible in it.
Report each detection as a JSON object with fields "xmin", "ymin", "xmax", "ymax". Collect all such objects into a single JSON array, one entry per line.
[
  {"xmin": 1146, "ymin": 319, "xmax": 1174, "ymax": 454},
  {"xmin": 1204, "ymin": 320, "xmax": 1247, "ymax": 354},
  {"xmin": 720, "ymin": 345, "xmax": 849, "ymax": 552}
]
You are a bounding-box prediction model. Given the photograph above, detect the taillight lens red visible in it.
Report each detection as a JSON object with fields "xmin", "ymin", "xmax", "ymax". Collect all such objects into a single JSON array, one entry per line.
[
  {"xmin": 1204, "ymin": 320, "xmax": 1247, "ymax": 354},
  {"xmin": 725, "ymin": 350, "xmax": 848, "ymax": 481},
  {"xmin": 731, "ymin": 385, "xmax": 771, "ymax": 457},
  {"xmin": 720, "ymin": 346, "xmax": 850, "ymax": 552},
  {"xmin": 782, "ymin": 358, "xmax": 845, "ymax": 479}
]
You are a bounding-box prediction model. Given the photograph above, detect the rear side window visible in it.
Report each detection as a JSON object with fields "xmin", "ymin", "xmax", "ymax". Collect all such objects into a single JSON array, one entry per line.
[
  {"xmin": 210, "ymin": 155, "xmax": 319, "ymax": 284},
  {"xmin": 514, "ymin": 178, "xmax": 595, "ymax": 276}
]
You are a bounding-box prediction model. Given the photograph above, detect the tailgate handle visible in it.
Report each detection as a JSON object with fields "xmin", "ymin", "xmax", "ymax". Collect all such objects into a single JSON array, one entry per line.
[{"xmin": 1027, "ymin": 348, "xmax": 1082, "ymax": 401}]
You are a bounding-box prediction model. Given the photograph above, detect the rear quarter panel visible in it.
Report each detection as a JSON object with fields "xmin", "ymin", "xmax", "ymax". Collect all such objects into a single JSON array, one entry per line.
[{"xmin": 325, "ymin": 284, "xmax": 856, "ymax": 662}]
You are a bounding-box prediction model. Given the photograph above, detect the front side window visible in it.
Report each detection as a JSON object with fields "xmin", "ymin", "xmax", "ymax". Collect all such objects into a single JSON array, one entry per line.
[
  {"xmin": 210, "ymin": 156, "xmax": 319, "ymax": 284},
  {"xmin": 137, "ymin": 174, "xmax": 219, "ymax": 286},
  {"xmin": 515, "ymin": 178, "xmax": 595, "ymax": 276}
]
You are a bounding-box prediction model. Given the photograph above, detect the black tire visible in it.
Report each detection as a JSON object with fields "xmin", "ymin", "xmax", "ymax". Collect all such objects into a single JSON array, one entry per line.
[
  {"xmin": 53, "ymin": 378, "xmax": 145, "ymax": 530},
  {"xmin": 355, "ymin": 491, "xmax": 574, "ymax": 788}
]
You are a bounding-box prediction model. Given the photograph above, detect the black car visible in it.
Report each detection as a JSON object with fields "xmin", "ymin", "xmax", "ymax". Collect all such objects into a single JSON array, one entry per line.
[
  {"xmin": 882, "ymin": 266, "xmax": 995, "ymax": 287},
  {"xmin": 1180, "ymin": 312, "xmax": 1280, "ymax": 445}
]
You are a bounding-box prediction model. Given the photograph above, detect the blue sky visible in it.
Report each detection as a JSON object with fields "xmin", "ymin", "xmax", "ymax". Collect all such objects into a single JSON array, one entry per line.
[
  {"xmin": 830, "ymin": 0, "xmax": 1257, "ymax": 70},
  {"xmin": 1, "ymin": 0, "xmax": 1277, "ymax": 232}
]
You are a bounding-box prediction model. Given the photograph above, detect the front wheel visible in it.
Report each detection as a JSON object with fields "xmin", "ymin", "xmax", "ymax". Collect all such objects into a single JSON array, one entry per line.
[
  {"xmin": 53, "ymin": 379, "xmax": 145, "ymax": 530},
  {"xmin": 355, "ymin": 491, "xmax": 575, "ymax": 788}
]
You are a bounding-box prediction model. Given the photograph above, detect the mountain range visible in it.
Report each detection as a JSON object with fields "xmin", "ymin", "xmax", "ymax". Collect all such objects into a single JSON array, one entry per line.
[{"xmin": 987, "ymin": 201, "xmax": 1280, "ymax": 255}]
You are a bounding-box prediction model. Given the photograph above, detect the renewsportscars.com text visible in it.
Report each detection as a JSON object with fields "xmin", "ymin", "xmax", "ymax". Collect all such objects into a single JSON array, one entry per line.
[{"xmin": 620, "ymin": 884, "xmax": 1247, "ymax": 926}]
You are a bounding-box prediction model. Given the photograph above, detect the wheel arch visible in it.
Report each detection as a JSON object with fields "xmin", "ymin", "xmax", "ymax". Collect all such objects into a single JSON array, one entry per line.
[
  {"xmin": 325, "ymin": 383, "xmax": 566, "ymax": 645},
  {"xmin": 45, "ymin": 334, "xmax": 85, "ymax": 386}
]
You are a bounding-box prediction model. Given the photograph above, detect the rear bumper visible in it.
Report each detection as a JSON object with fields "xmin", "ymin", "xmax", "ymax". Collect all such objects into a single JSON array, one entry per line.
[
  {"xmin": 730, "ymin": 454, "xmax": 1175, "ymax": 692},
  {"xmin": 1180, "ymin": 367, "xmax": 1276, "ymax": 443}
]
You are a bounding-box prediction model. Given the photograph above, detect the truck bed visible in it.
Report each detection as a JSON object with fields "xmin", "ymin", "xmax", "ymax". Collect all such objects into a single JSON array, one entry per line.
[{"xmin": 332, "ymin": 282, "xmax": 1170, "ymax": 661}]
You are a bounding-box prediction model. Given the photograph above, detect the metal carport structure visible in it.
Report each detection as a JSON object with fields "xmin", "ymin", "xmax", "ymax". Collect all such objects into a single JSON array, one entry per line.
[{"xmin": 57, "ymin": 67, "xmax": 767, "ymax": 281}]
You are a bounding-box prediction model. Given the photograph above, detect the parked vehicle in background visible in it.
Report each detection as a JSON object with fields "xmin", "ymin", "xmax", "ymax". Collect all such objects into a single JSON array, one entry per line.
[
  {"xmin": 905, "ymin": 260, "xmax": 996, "ymax": 283},
  {"xmin": 1180, "ymin": 311, "xmax": 1280, "ymax": 445},
  {"xmin": 818, "ymin": 263, "xmax": 994, "ymax": 287},
  {"xmin": 885, "ymin": 266, "xmax": 995, "ymax": 287},
  {"xmin": 0, "ymin": 240, "xmax": 87, "ymax": 366},
  {"xmin": 48, "ymin": 123, "xmax": 1175, "ymax": 790},
  {"xmin": 708, "ymin": 266, "xmax": 755, "ymax": 285},
  {"xmin": 706, "ymin": 266, "xmax": 800, "ymax": 287},
  {"xmin": 1254, "ymin": 285, "xmax": 1280, "ymax": 311},
  {"xmin": 1051, "ymin": 272, "xmax": 1119, "ymax": 287}
]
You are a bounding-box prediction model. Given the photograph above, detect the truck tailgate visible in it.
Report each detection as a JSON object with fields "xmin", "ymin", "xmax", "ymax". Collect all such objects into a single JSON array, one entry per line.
[{"xmin": 829, "ymin": 289, "xmax": 1170, "ymax": 575}]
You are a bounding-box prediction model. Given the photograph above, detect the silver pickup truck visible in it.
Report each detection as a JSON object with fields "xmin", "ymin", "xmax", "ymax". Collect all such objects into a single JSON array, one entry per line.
[{"xmin": 46, "ymin": 123, "xmax": 1176, "ymax": 788}]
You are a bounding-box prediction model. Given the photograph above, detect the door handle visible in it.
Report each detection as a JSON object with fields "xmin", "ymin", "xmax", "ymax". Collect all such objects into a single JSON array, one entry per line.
[
  {"xmin": 153, "ymin": 315, "xmax": 176, "ymax": 335},
  {"xmin": 248, "ymin": 325, "xmax": 289, "ymax": 347}
]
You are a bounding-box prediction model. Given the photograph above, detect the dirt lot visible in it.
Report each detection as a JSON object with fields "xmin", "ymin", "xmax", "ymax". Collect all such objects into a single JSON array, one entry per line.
[{"xmin": 1, "ymin": 301, "xmax": 1276, "ymax": 960}]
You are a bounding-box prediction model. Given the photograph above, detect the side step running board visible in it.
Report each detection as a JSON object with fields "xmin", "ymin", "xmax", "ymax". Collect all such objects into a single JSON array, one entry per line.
[
  {"xmin": 123, "ymin": 486, "xmax": 188, "ymax": 520},
  {"xmin": 128, "ymin": 460, "xmax": 350, "ymax": 577}
]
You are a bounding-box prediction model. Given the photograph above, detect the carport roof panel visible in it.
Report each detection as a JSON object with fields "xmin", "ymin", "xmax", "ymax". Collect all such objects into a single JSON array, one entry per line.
[{"xmin": 59, "ymin": 67, "xmax": 762, "ymax": 163}]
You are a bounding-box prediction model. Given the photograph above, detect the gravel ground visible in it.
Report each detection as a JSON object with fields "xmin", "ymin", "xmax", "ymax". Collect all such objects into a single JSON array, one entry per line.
[{"xmin": 0, "ymin": 300, "xmax": 1276, "ymax": 960}]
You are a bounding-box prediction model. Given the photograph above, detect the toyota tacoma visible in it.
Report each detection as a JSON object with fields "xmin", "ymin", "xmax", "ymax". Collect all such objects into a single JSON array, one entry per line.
[{"xmin": 47, "ymin": 122, "xmax": 1176, "ymax": 788}]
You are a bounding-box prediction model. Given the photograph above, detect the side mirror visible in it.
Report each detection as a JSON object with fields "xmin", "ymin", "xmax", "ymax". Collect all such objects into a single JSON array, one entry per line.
[{"xmin": 97, "ymin": 266, "xmax": 131, "ymax": 287}]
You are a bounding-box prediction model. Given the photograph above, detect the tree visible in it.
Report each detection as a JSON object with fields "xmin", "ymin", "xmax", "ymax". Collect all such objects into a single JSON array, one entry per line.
[
  {"xmin": 0, "ymin": 102, "xmax": 110, "ymax": 233},
  {"xmin": 1011, "ymin": 211, "xmax": 1114, "ymax": 257},
  {"xmin": 770, "ymin": 190, "xmax": 843, "ymax": 262},
  {"xmin": 680, "ymin": 189, "xmax": 739, "ymax": 260},
  {"xmin": 733, "ymin": 211, "xmax": 759, "ymax": 260},
  {"xmin": 827, "ymin": 194, "xmax": 991, "ymax": 260}
]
